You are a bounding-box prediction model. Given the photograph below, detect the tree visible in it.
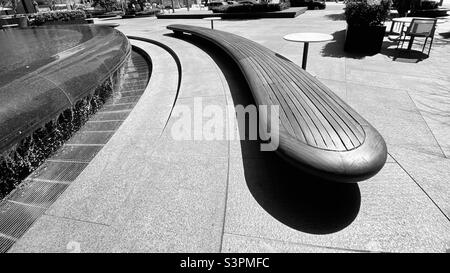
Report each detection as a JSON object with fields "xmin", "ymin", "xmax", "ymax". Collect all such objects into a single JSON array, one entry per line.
[
  {"xmin": 92, "ymin": 0, "xmax": 117, "ymax": 11},
  {"xmin": 393, "ymin": 0, "xmax": 412, "ymax": 17},
  {"xmin": 1, "ymin": 0, "xmax": 18, "ymax": 14}
]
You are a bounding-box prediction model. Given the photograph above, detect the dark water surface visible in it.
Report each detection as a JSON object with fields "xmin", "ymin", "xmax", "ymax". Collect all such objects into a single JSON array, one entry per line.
[
  {"xmin": 0, "ymin": 26, "xmax": 97, "ymax": 87},
  {"xmin": 0, "ymin": 24, "xmax": 131, "ymax": 154}
]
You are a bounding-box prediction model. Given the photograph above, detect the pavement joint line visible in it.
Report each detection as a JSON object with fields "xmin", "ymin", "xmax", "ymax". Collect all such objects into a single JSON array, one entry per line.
[
  {"xmin": 404, "ymin": 90, "xmax": 448, "ymax": 159},
  {"xmin": 333, "ymin": 75, "xmax": 447, "ymax": 158},
  {"xmin": 7, "ymin": 200, "xmax": 47, "ymax": 210},
  {"xmin": 29, "ymin": 178, "xmax": 71, "ymax": 185},
  {"xmin": 223, "ymin": 232, "xmax": 371, "ymax": 253},
  {"xmin": 43, "ymin": 213, "xmax": 111, "ymax": 227},
  {"xmin": 218, "ymin": 138, "xmax": 231, "ymax": 253},
  {"xmin": 46, "ymin": 159, "xmax": 90, "ymax": 164},
  {"xmin": 390, "ymin": 154, "xmax": 450, "ymax": 222},
  {"xmin": 216, "ymin": 50, "xmax": 233, "ymax": 253},
  {"xmin": 0, "ymin": 232, "xmax": 17, "ymax": 242}
]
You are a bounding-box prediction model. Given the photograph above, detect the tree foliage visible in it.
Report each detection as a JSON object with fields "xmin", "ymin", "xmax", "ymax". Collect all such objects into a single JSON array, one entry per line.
[{"xmin": 345, "ymin": 0, "xmax": 392, "ymax": 27}]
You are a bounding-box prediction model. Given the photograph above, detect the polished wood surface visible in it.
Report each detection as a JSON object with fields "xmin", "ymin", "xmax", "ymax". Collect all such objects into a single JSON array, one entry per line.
[{"xmin": 168, "ymin": 24, "xmax": 387, "ymax": 182}]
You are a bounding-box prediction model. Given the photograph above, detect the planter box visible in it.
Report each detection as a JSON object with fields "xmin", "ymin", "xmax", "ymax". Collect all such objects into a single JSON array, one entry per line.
[{"xmin": 344, "ymin": 24, "xmax": 386, "ymax": 54}]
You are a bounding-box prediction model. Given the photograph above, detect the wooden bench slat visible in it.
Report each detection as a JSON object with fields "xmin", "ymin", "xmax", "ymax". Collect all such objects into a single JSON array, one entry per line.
[
  {"xmin": 283, "ymin": 59, "xmax": 367, "ymax": 141},
  {"xmin": 240, "ymin": 43, "xmax": 349, "ymax": 150},
  {"xmin": 232, "ymin": 40, "xmax": 357, "ymax": 149},
  {"xmin": 239, "ymin": 60, "xmax": 297, "ymax": 136},
  {"xmin": 246, "ymin": 56, "xmax": 315, "ymax": 144},
  {"xmin": 232, "ymin": 42, "xmax": 325, "ymax": 145},
  {"xmin": 280, "ymin": 60, "xmax": 365, "ymax": 146},
  {"xmin": 247, "ymin": 50, "xmax": 345, "ymax": 149}
]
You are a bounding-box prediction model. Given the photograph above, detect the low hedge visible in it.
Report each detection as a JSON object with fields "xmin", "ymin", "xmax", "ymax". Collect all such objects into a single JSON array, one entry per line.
[
  {"xmin": 28, "ymin": 10, "xmax": 87, "ymax": 26},
  {"xmin": 212, "ymin": 3, "xmax": 290, "ymax": 13}
]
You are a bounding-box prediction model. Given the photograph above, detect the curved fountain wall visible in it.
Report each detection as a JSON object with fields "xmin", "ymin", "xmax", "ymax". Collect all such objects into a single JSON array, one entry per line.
[
  {"xmin": 0, "ymin": 25, "xmax": 131, "ymax": 154},
  {"xmin": 0, "ymin": 25, "xmax": 131, "ymax": 198}
]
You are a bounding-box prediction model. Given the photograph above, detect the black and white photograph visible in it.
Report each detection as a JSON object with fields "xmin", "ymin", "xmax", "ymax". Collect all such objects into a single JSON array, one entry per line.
[{"xmin": 0, "ymin": 0, "xmax": 449, "ymax": 261}]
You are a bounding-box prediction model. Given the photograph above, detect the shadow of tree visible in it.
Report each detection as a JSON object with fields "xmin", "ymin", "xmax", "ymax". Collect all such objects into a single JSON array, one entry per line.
[{"xmin": 167, "ymin": 32, "xmax": 362, "ymax": 234}]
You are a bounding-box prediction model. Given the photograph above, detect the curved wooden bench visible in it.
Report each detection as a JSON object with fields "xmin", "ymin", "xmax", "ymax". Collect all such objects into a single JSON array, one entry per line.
[{"xmin": 167, "ymin": 24, "xmax": 387, "ymax": 183}]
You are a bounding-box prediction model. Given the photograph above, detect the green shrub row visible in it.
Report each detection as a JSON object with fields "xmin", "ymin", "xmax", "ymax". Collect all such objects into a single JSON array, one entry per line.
[{"xmin": 212, "ymin": 3, "xmax": 290, "ymax": 14}]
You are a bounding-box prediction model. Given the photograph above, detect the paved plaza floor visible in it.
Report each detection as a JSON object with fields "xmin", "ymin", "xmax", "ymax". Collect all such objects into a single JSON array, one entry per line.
[{"xmin": 9, "ymin": 3, "xmax": 450, "ymax": 252}]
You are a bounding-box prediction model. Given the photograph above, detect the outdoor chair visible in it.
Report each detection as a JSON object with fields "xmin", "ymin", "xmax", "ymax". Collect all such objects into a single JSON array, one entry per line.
[{"xmin": 396, "ymin": 18, "xmax": 437, "ymax": 56}]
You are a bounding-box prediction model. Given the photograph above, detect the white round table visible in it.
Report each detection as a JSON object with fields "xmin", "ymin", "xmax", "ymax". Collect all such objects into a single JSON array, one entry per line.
[
  {"xmin": 203, "ymin": 17, "xmax": 221, "ymax": 30},
  {"xmin": 283, "ymin": 33, "xmax": 333, "ymax": 70}
]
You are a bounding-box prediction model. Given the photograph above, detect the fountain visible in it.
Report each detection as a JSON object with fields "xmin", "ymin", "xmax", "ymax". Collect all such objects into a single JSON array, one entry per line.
[{"xmin": 0, "ymin": 24, "xmax": 131, "ymax": 199}]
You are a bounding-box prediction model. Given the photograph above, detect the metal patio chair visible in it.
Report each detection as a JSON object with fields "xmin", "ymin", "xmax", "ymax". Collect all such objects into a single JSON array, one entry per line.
[{"xmin": 397, "ymin": 18, "xmax": 438, "ymax": 56}]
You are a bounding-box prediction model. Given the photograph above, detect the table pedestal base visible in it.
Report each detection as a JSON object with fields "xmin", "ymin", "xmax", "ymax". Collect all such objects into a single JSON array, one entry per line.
[{"xmin": 302, "ymin": 42, "xmax": 309, "ymax": 70}]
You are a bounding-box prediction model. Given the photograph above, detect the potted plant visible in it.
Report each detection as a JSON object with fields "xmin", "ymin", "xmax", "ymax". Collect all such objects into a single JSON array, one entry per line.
[{"xmin": 344, "ymin": 0, "xmax": 391, "ymax": 54}]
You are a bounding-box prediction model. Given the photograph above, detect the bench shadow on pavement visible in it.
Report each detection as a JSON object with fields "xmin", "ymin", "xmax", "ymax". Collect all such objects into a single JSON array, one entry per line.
[{"xmin": 166, "ymin": 33, "xmax": 361, "ymax": 235}]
